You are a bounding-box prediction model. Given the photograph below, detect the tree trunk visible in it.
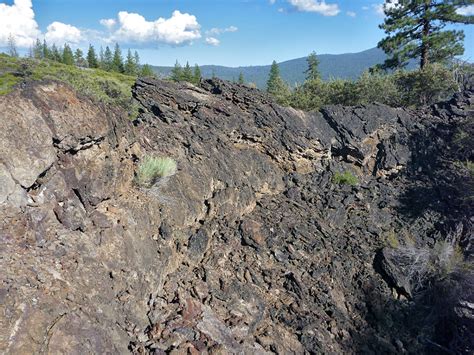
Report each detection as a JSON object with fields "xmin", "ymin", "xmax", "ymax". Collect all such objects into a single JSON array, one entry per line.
[{"xmin": 420, "ymin": 0, "xmax": 431, "ymax": 69}]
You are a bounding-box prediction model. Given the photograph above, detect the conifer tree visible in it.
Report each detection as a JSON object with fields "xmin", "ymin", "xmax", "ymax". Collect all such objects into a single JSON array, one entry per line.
[
  {"xmin": 50, "ymin": 44, "xmax": 62, "ymax": 62},
  {"xmin": 305, "ymin": 51, "xmax": 321, "ymax": 81},
  {"xmin": 124, "ymin": 49, "xmax": 137, "ymax": 75},
  {"xmin": 238, "ymin": 72, "xmax": 245, "ymax": 84},
  {"xmin": 7, "ymin": 34, "xmax": 18, "ymax": 57},
  {"xmin": 74, "ymin": 48, "xmax": 86, "ymax": 67},
  {"xmin": 103, "ymin": 46, "xmax": 113, "ymax": 71},
  {"xmin": 112, "ymin": 43, "xmax": 124, "ymax": 73},
  {"xmin": 42, "ymin": 40, "xmax": 51, "ymax": 59},
  {"xmin": 99, "ymin": 46, "xmax": 105, "ymax": 68},
  {"xmin": 140, "ymin": 64, "xmax": 154, "ymax": 77},
  {"xmin": 134, "ymin": 51, "xmax": 140, "ymax": 67},
  {"xmin": 62, "ymin": 44, "xmax": 74, "ymax": 65},
  {"xmin": 266, "ymin": 60, "xmax": 290, "ymax": 104},
  {"xmin": 87, "ymin": 44, "xmax": 99, "ymax": 68},
  {"xmin": 33, "ymin": 39, "xmax": 43, "ymax": 59},
  {"xmin": 182, "ymin": 61, "xmax": 193, "ymax": 82},
  {"xmin": 378, "ymin": 0, "xmax": 474, "ymax": 69},
  {"xmin": 193, "ymin": 64, "xmax": 202, "ymax": 84},
  {"xmin": 171, "ymin": 60, "xmax": 183, "ymax": 81}
]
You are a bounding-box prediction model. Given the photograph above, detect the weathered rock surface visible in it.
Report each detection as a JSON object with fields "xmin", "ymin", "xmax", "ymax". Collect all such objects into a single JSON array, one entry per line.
[{"xmin": 0, "ymin": 78, "xmax": 472, "ymax": 354}]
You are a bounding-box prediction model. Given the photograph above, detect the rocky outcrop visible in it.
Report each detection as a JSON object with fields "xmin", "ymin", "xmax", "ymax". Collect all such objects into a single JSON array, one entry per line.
[{"xmin": 0, "ymin": 78, "xmax": 472, "ymax": 354}]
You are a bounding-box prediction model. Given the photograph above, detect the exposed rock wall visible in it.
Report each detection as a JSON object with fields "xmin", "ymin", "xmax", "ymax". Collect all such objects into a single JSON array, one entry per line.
[{"xmin": 0, "ymin": 78, "xmax": 472, "ymax": 354}]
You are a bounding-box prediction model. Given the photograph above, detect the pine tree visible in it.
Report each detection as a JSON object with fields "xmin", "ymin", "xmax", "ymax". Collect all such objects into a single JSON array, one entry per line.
[
  {"xmin": 124, "ymin": 49, "xmax": 137, "ymax": 75},
  {"xmin": 182, "ymin": 61, "xmax": 193, "ymax": 82},
  {"xmin": 7, "ymin": 34, "xmax": 18, "ymax": 57},
  {"xmin": 171, "ymin": 60, "xmax": 183, "ymax": 81},
  {"xmin": 33, "ymin": 39, "xmax": 43, "ymax": 59},
  {"xmin": 305, "ymin": 51, "xmax": 320, "ymax": 81},
  {"xmin": 112, "ymin": 43, "xmax": 124, "ymax": 73},
  {"xmin": 266, "ymin": 60, "xmax": 290, "ymax": 105},
  {"xmin": 378, "ymin": 0, "xmax": 474, "ymax": 69},
  {"xmin": 193, "ymin": 64, "xmax": 202, "ymax": 84},
  {"xmin": 42, "ymin": 40, "xmax": 51, "ymax": 59},
  {"xmin": 62, "ymin": 44, "xmax": 74, "ymax": 65},
  {"xmin": 238, "ymin": 72, "xmax": 245, "ymax": 84},
  {"xmin": 140, "ymin": 64, "xmax": 154, "ymax": 77},
  {"xmin": 74, "ymin": 48, "xmax": 86, "ymax": 67},
  {"xmin": 103, "ymin": 46, "xmax": 113, "ymax": 71},
  {"xmin": 99, "ymin": 46, "xmax": 105, "ymax": 68},
  {"xmin": 134, "ymin": 51, "xmax": 140, "ymax": 67},
  {"xmin": 87, "ymin": 44, "xmax": 98, "ymax": 68},
  {"xmin": 50, "ymin": 44, "xmax": 62, "ymax": 62}
]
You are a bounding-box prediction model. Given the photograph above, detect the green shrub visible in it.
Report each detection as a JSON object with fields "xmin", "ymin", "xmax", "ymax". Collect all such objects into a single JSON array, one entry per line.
[
  {"xmin": 287, "ymin": 63, "xmax": 463, "ymax": 111},
  {"xmin": 324, "ymin": 79, "xmax": 359, "ymax": 106},
  {"xmin": 0, "ymin": 72, "xmax": 20, "ymax": 95},
  {"xmin": 128, "ymin": 101, "xmax": 142, "ymax": 121},
  {"xmin": 332, "ymin": 171, "xmax": 358, "ymax": 186},
  {"xmin": 394, "ymin": 64, "xmax": 459, "ymax": 107},
  {"xmin": 290, "ymin": 79, "xmax": 326, "ymax": 110},
  {"xmin": 136, "ymin": 156, "xmax": 177, "ymax": 187},
  {"xmin": 356, "ymin": 70, "xmax": 401, "ymax": 106}
]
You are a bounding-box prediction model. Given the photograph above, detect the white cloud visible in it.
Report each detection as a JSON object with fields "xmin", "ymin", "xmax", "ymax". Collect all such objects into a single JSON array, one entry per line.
[
  {"xmin": 0, "ymin": 0, "xmax": 40, "ymax": 47},
  {"xmin": 269, "ymin": 0, "xmax": 276, "ymax": 4},
  {"xmin": 205, "ymin": 37, "xmax": 220, "ymax": 46},
  {"xmin": 373, "ymin": 4, "xmax": 384, "ymax": 16},
  {"xmin": 373, "ymin": 1, "xmax": 400, "ymax": 17},
  {"xmin": 457, "ymin": 5, "xmax": 474, "ymax": 16},
  {"xmin": 346, "ymin": 11, "xmax": 356, "ymax": 17},
  {"xmin": 362, "ymin": 6, "xmax": 370, "ymax": 10},
  {"xmin": 109, "ymin": 10, "xmax": 201, "ymax": 45},
  {"xmin": 287, "ymin": 0, "xmax": 340, "ymax": 16},
  {"xmin": 100, "ymin": 18, "xmax": 116, "ymax": 30},
  {"xmin": 1, "ymin": 1, "xmax": 204, "ymax": 48},
  {"xmin": 206, "ymin": 26, "xmax": 238, "ymax": 36},
  {"xmin": 45, "ymin": 21, "xmax": 82, "ymax": 44}
]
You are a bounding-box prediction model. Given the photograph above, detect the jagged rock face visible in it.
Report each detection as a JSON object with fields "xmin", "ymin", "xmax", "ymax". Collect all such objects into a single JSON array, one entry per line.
[{"xmin": 0, "ymin": 78, "xmax": 472, "ymax": 354}]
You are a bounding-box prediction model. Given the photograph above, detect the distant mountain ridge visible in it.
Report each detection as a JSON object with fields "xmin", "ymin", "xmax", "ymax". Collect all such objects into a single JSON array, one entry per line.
[{"xmin": 151, "ymin": 47, "xmax": 409, "ymax": 89}]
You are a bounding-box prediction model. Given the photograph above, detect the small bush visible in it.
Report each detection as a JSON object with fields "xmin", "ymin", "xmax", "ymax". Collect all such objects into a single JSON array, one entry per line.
[
  {"xmin": 394, "ymin": 64, "xmax": 459, "ymax": 107},
  {"xmin": 385, "ymin": 225, "xmax": 473, "ymax": 353},
  {"xmin": 332, "ymin": 171, "xmax": 358, "ymax": 186},
  {"xmin": 387, "ymin": 225, "xmax": 469, "ymax": 293},
  {"xmin": 136, "ymin": 156, "xmax": 177, "ymax": 187},
  {"xmin": 287, "ymin": 63, "xmax": 465, "ymax": 111},
  {"xmin": 385, "ymin": 230, "xmax": 400, "ymax": 248}
]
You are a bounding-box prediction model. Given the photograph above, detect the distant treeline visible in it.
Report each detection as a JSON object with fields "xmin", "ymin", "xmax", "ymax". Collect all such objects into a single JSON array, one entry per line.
[{"xmin": 26, "ymin": 39, "xmax": 154, "ymax": 77}]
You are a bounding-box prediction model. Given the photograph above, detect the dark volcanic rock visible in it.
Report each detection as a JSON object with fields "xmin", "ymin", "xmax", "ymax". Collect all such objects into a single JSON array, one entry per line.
[{"xmin": 0, "ymin": 77, "xmax": 472, "ymax": 354}]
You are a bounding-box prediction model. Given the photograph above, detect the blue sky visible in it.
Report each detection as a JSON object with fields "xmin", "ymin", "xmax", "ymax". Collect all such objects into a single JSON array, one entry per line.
[{"xmin": 1, "ymin": 0, "xmax": 473, "ymax": 67}]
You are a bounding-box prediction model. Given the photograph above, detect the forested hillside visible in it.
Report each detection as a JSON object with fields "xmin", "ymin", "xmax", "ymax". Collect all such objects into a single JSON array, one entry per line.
[{"xmin": 151, "ymin": 47, "xmax": 415, "ymax": 88}]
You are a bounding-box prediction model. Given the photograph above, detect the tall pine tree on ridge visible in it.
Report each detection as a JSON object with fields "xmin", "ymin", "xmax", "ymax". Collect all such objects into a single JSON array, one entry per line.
[{"xmin": 378, "ymin": 0, "xmax": 474, "ymax": 69}]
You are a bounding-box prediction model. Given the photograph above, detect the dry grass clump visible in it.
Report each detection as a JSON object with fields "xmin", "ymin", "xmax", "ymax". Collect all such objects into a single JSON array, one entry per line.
[{"xmin": 136, "ymin": 156, "xmax": 177, "ymax": 188}]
